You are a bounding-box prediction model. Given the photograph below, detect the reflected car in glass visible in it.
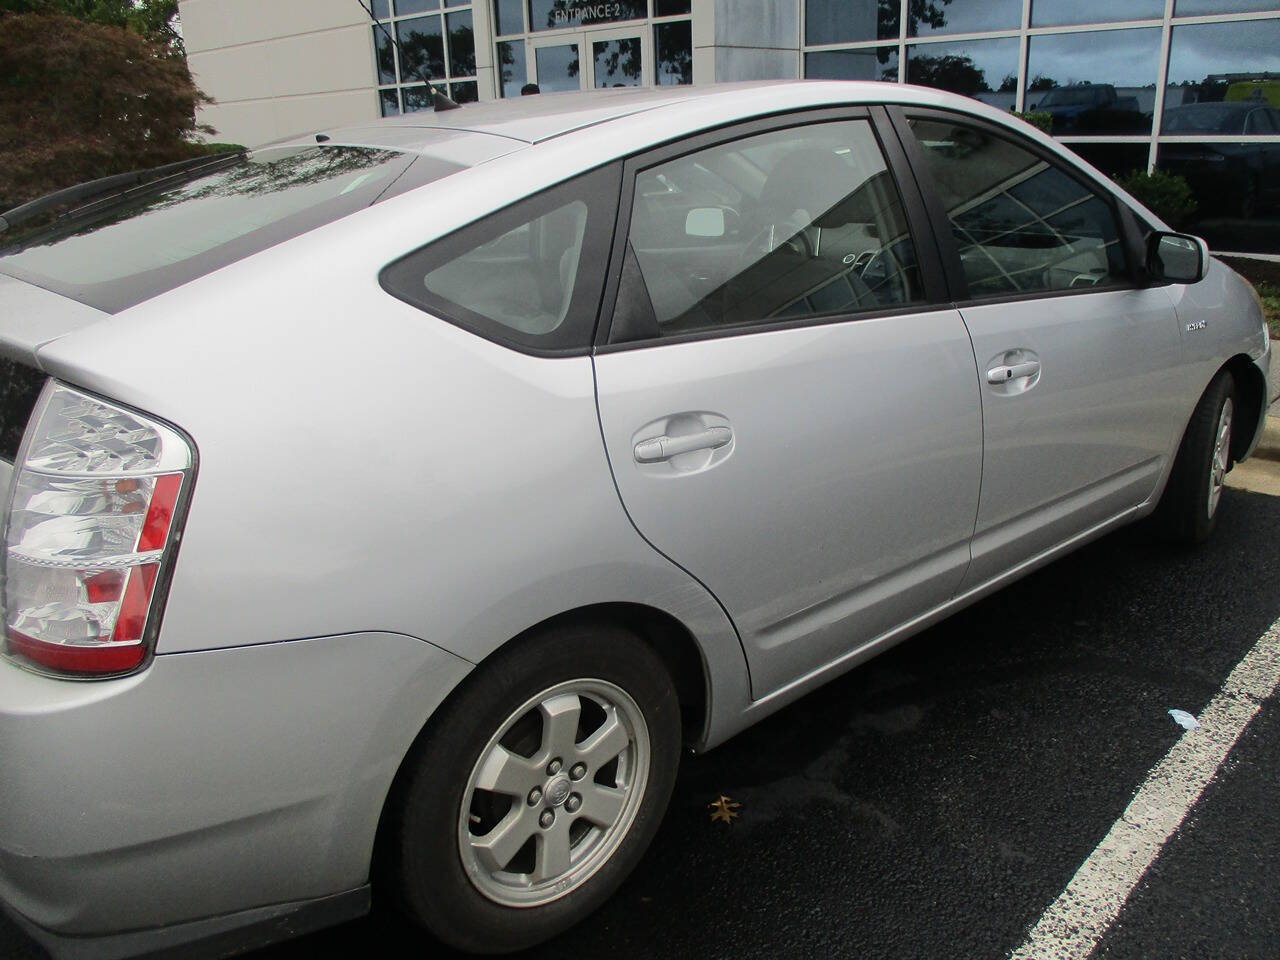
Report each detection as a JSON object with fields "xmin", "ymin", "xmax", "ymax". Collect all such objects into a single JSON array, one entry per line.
[{"xmin": 0, "ymin": 81, "xmax": 1270, "ymax": 958}]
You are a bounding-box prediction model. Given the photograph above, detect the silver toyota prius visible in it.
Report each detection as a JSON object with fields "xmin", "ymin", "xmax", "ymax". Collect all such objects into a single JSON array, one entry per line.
[{"xmin": 0, "ymin": 81, "xmax": 1270, "ymax": 957}]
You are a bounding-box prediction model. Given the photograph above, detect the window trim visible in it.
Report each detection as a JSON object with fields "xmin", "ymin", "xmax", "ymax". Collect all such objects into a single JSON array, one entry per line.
[
  {"xmin": 594, "ymin": 104, "xmax": 951, "ymax": 351},
  {"xmin": 378, "ymin": 162, "xmax": 623, "ymax": 357},
  {"xmin": 886, "ymin": 105, "xmax": 1145, "ymax": 307}
]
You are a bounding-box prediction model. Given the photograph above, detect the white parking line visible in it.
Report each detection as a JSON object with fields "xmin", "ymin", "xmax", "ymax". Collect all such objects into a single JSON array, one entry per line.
[{"xmin": 1010, "ymin": 616, "xmax": 1280, "ymax": 960}]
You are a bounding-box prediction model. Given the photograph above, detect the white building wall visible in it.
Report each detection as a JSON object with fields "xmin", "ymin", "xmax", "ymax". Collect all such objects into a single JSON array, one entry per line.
[{"xmin": 180, "ymin": 0, "xmax": 380, "ymax": 147}]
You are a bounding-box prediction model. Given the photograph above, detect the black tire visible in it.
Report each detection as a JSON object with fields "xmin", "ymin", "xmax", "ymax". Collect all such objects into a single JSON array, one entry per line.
[
  {"xmin": 1152, "ymin": 370, "xmax": 1236, "ymax": 544},
  {"xmin": 384, "ymin": 623, "xmax": 681, "ymax": 954}
]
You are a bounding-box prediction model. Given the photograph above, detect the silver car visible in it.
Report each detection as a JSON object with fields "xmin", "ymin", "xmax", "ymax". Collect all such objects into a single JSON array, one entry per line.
[{"xmin": 0, "ymin": 82, "xmax": 1269, "ymax": 957}]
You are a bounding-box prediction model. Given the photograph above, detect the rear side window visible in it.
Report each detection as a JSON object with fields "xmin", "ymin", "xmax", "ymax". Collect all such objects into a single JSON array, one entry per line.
[
  {"xmin": 0, "ymin": 146, "xmax": 442, "ymax": 313},
  {"xmin": 611, "ymin": 118, "xmax": 925, "ymax": 342},
  {"xmin": 381, "ymin": 164, "xmax": 621, "ymax": 354},
  {"xmin": 904, "ymin": 118, "xmax": 1129, "ymax": 297}
]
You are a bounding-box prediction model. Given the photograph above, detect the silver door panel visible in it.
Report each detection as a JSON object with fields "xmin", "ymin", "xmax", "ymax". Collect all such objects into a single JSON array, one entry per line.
[
  {"xmin": 594, "ymin": 309, "xmax": 983, "ymax": 697},
  {"xmin": 959, "ymin": 286, "xmax": 1184, "ymax": 589}
]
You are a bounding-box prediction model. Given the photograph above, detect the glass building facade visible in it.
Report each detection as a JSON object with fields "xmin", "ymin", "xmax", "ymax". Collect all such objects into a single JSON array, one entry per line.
[
  {"xmin": 361, "ymin": 0, "xmax": 1280, "ymax": 250},
  {"xmin": 803, "ymin": 0, "xmax": 1280, "ymax": 251}
]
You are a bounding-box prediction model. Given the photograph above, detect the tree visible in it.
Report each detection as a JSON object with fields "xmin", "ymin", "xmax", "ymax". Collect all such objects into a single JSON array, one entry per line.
[
  {"xmin": 0, "ymin": 12, "xmax": 211, "ymax": 211},
  {"xmin": 0, "ymin": 0, "xmax": 183, "ymax": 54},
  {"xmin": 905, "ymin": 54, "xmax": 989, "ymax": 96}
]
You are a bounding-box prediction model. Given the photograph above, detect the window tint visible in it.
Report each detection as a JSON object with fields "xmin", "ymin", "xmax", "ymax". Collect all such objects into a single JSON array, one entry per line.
[
  {"xmin": 905, "ymin": 118, "xmax": 1129, "ymax": 297},
  {"xmin": 424, "ymin": 202, "xmax": 587, "ymax": 336},
  {"xmin": 381, "ymin": 165, "xmax": 619, "ymax": 353},
  {"xmin": 615, "ymin": 119, "xmax": 925, "ymax": 341}
]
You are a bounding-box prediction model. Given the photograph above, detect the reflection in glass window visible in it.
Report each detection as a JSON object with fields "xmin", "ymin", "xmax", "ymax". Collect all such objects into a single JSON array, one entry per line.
[
  {"xmin": 535, "ymin": 43, "xmax": 581, "ymax": 92},
  {"xmin": 397, "ymin": 0, "xmax": 438, "ymax": 13},
  {"xmin": 397, "ymin": 16, "xmax": 445, "ymax": 81},
  {"xmin": 622, "ymin": 120, "xmax": 924, "ymax": 337},
  {"xmin": 910, "ymin": 0, "xmax": 1021, "ymax": 37},
  {"xmin": 529, "ymin": 0, "xmax": 644, "ymax": 31},
  {"xmin": 450, "ymin": 80, "xmax": 479, "ymax": 103},
  {"xmin": 380, "ymin": 89, "xmax": 401, "ymax": 117},
  {"xmin": 1158, "ymin": 141, "xmax": 1280, "ymax": 235},
  {"xmin": 497, "ymin": 39, "xmax": 527, "ymax": 97},
  {"xmin": 447, "ymin": 10, "xmax": 475, "ymax": 76},
  {"xmin": 1063, "ymin": 142, "xmax": 1151, "ymax": 180},
  {"xmin": 905, "ymin": 38, "xmax": 1019, "ymax": 109},
  {"xmin": 654, "ymin": 0, "xmax": 691, "ymax": 13},
  {"xmin": 594, "ymin": 38, "xmax": 642, "ymax": 87},
  {"xmin": 372, "ymin": 0, "xmax": 390, "ymax": 18},
  {"xmin": 805, "ymin": 47, "xmax": 898, "ymax": 83},
  {"xmin": 655, "ymin": 20, "xmax": 693, "ymax": 86},
  {"xmin": 402, "ymin": 84, "xmax": 434, "ymax": 112},
  {"xmin": 1031, "ymin": 0, "xmax": 1163, "ymax": 27},
  {"xmin": 805, "ymin": 0, "xmax": 896, "ymax": 45},
  {"xmin": 1176, "ymin": 0, "xmax": 1280, "ymax": 14},
  {"xmin": 1164, "ymin": 19, "xmax": 1280, "ymax": 131},
  {"xmin": 374, "ymin": 27, "xmax": 396, "ymax": 85},
  {"xmin": 493, "ymin": 0, "xmax": 523, "ymax": 35},
  {"xmin": 1024, "ymin": 29, "xmax": 1160, "ymax": 134},
  {"xmin": 906, "ymin": 119, "xmax": 1128, "ymax": 296},
  {"xmin": 424, "ymin": 201, "xmax": 589, "ymax": 335}
]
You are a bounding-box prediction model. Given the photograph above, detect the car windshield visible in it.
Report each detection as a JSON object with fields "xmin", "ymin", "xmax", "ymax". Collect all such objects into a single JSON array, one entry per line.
[
  {"xmin": 0, "ymin": 145, "xmax": 459, "ymax": 313},
  {"xmin": 1162, "ymin": 105, "xmax": 1248, "ymax": 133}
]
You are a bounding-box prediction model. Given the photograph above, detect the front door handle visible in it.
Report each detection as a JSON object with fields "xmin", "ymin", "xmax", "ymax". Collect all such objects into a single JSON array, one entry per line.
[
  {"xmin": 986, "ymin": 360, "xmax": 1040, "ymax": 384},
  {"xmin": 634, "ymin": 426, "xmax": 733, "ymax": 463}
]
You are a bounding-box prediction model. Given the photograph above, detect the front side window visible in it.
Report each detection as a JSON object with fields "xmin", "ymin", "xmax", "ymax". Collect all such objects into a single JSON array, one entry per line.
[
  {"xmin": 381, "ymin": 165, "xmax": 619, "ymax": 352},
  {"xmin": 614, "ymin": 119, "xmax": 925, "ymax": 341},
  {"xmin": 904, "ymin": 118, "xmax": 1129, "ymax": 297}
]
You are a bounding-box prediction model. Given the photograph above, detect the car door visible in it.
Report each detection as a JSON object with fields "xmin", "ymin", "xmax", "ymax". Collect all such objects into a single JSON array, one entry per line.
[
  {"xmin": 593, "ymin": 111, "xmax": 984, "ymax": 697},
  {"xmin": 893, "ymin": 110, "xmax": 1187, "ymax": 589}
]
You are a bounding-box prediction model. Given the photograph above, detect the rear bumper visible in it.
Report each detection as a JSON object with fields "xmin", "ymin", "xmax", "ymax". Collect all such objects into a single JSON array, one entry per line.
[
  {"xmin": 2, "ymin": 887, "xmax": 370, "ymax": 960},
  {"xmin": 0, "ymin": 631, "xmax": 470, "ymax": 943}
]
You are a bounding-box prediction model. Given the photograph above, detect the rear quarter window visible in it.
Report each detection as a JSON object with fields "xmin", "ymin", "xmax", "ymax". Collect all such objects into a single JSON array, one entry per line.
[{"xmin": 380, "ymin": 163, "xmax": 621, "ymax": 355}]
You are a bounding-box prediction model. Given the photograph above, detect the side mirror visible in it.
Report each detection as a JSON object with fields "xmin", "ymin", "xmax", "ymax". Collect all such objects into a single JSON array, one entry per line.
[
  {"xmin": 1148, "ymin": 231, "xmax": 1209, "ymax": 284},
  {"xmin": 685, "ymin": 207, "xmax": 725, "ymax": 239}
]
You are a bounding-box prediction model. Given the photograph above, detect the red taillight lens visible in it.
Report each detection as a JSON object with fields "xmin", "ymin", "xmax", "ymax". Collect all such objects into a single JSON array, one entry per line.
[{"xmin": 1, "ymin": 383, "xmax": 194, "ymax": 678}]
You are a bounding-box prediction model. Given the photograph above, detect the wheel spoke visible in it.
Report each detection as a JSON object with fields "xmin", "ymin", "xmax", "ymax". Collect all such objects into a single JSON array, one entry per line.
[
  {"xmin": 534, "ymin": 818, "xmax": 572, "ymax": 881},
  {"xmin": 577, "ymin": 708, "xmax": 629, "ymax": 769},
  {"xmin": 473, "ymin": 744, "xmax": 541, "ymax": 797},
  {"xmin": 471, "ymin": 809, "xmax": 535, "ymax": 874},
  {"xmin": 538, "ymin": 694, "xmax": 582, "ymax": 759},
  {"xmin": 578, "ymin": 782, "xmax": 626, "ymax": 828}
]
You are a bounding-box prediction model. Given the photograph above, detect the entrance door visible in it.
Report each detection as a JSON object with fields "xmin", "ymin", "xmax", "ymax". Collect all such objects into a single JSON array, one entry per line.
[{"xmin": 529, "ymin": 28, "xmax": 648, "ymax": 92}]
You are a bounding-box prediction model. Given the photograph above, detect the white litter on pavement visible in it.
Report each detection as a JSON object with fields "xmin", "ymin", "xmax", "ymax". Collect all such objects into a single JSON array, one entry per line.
[
  {"xmin": 1010, "ymin": 616, "xmax": 1280, "ymax": 960},
  {"xmin": 1168, "ymin": 708, "xmax": 1200, "ymax": 731}
]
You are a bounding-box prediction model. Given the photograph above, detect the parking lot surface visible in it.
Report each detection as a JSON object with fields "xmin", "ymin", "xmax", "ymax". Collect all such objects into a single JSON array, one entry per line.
[{"xmin": 4, "ymin": 483, "xmax": 1280, "ymax": 960}]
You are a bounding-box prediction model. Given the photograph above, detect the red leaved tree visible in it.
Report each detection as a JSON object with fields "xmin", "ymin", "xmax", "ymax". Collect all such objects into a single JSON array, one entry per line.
[{"xmin": 0, "ymin": 12, "xmax": 212, "ymax": 210}]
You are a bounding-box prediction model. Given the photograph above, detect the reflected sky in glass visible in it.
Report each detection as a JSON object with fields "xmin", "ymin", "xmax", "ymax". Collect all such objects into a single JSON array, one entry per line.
[
  {"xmin": 906, "ymin": 38, "xmax": 1020, "ymax": 108},
  {"xmin": 535, "ymin": 43, "xmax": 581, "ymax": 91},
  {"xmin": 911, "ymin": 0, "xmax": 1022, "ymax": 37},
  {"xmin": 1032, "ymin": 0, "xmax": 1163, "ymax": 26},
  {"xmin": 805, "ymin": 47, "xmax": 898, "ymax": 82}
]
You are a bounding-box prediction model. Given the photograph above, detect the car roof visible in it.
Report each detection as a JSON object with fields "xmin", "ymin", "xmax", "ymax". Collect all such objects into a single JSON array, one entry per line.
[{"xmin": 295, "ymin": 81, "xmax": 962, "ymax": 153}]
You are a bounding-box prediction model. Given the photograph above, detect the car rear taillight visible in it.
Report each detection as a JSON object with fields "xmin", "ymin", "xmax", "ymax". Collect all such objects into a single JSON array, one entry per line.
[{"xmin": 1, "ymin": 382, "xmax": 194, "ymax": 678}]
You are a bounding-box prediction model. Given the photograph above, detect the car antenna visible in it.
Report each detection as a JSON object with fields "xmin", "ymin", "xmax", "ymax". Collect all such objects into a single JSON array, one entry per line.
[{"xmin": 353, "ymin": 0, "xmax": 460, "ymax": 111}]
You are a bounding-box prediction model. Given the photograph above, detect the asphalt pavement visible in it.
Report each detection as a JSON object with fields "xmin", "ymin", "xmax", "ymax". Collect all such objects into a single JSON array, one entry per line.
[{"xmin": 5, "ymin": 481, "xmax": 1280, "ymax": 960}]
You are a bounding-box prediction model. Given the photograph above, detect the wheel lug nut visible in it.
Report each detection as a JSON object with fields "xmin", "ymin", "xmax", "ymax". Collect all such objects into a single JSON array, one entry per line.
[
  {"xmin": 569, "ymin": 763, "xmax": 587, "ymax": 781},
  {"xmin": 565, "ymin": 794, "xmax": 582, "ymax": 813},
  {"xmin": 527, "ymin": 787, "xmax": 542, "ymax": 806},
  {"xmin": 539, "ymin": 810, "xmax": 555, "ymax": 829},
  {"xmin": 546, "ymin": 758, "xmax": 562, "ymax": 775}
]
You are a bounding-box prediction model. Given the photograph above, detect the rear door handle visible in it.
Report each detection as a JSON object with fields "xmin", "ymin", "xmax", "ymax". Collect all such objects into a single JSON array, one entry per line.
[
  {"xmin": 986, "ymin": 360, "xmax": 1040, "ymax": 384},
  {"xmin": 634, "ymin": 426, "xmax": 733, "ymax": 463}
]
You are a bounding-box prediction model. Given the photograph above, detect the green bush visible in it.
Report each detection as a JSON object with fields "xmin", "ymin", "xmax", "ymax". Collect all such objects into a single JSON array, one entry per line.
[
  {"xmin": 1113, "ymin": 170, "xmax": 1198, "ymax": 228},
  {"xmin": 1011, "ymin": 110, "xmax": 1053, "ymax": 134}
]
